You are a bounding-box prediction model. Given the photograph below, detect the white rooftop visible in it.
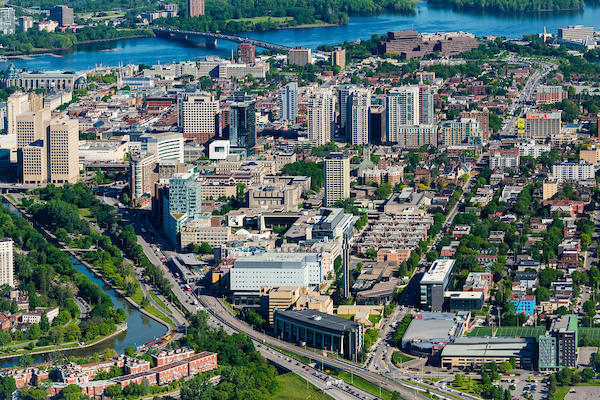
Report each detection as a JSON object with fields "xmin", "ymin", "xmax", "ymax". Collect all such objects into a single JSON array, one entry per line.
[{"xmin": 421, "ymin": 259, "xmax": 456, "ymax": 285}]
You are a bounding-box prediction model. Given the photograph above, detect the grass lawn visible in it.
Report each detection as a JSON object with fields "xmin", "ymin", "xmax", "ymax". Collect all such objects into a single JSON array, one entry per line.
[
  {"xmin": 130, "ymin": 287, "xmax": 144, "ymax": 305},
  {"xmin": 270, "ymin": 345, "xmax": 313, "ymax": 365},
  {"xmin": 269, "ymin": 372, "xmax": 332, "ymax": 400},
  {"xmin": 392, "ymin": 350, "xmax": 414, "ymax": 366},
  {"xmin": 336, "ymin": 314, "xmax": 353, "ymax": 320},
  {"xmin": 549, "ymin": 385, "xmax": 571, "ymax": 400},
  {"xmin": 226, "ymin": 16, "xmax": 293, "ymax": 24},
  {"xmin": 328, "ymin": 370, "xmax": 395, "ymax": 400},
  {"xmin": 369, "ymin": 314, "xmax": 382, "ymax": 325},
  {"xmin": 143, "ymin": 303, "xmax": 174, "ymax": 327},
  {"xmin": 78, "ymin": 208, "xmax": 96, "ymax": 222},
  {"xmin": 149, "ymin": 291, "xmax": 171, "ymax": 313}
]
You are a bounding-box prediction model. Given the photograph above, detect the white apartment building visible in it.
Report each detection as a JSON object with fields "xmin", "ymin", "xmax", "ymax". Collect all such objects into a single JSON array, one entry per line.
[
  {"xmin": 349, "ymin": 88, "xmax": 370, "ymax": 145},
  {"xmin": 0, "ymin": 239, "xmax": 14, "ymax": 287},
  {"xmin": 307, "ymin": 88, "xmax": 336, "ymax": 146},
  {"xmin": 324, "ymin": 152, "xmax": 350, "ymax": 206},
  {"xmin": 386, "ymin": 86, "xmax": 420, "ymax": 142},
  {"xmin": 517, "ymin": 140, "xmax": 551, "ymax": 158},
  {"xmin": 230, "ymin": 253, "xmax": 322, "ymax": 292},
  {"xmin": 552, "ymin": 162, "xmax": 595, "ymax": 182},
  {"xmin": 178, "ymin": 92, "xmax": 219, "ymax": 142},
  {"xmin": 279, "ymin": 82, "xmax": 298, "ymax": 123}
]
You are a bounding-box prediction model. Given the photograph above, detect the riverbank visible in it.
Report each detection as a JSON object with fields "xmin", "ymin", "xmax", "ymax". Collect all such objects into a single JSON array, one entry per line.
[
  {"xmin": 3, "ymin": 33, "xmax": 154, "ymax": 59},
  {"xmin": 278, "ymin": 22, "xmax": 340, "ymax": 30},
  {"xmin": 0, "ymin": 323, "xmax": 128, "ymax": 360},
  {"xmin": 1, "ymin": 194, "xmax": 174, "ymax": 333}
]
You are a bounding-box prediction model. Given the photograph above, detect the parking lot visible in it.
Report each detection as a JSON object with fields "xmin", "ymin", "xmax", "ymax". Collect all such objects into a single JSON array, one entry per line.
[{"xmin": 497, "ymin": 378, "xmax": 547, "ymax": 400}]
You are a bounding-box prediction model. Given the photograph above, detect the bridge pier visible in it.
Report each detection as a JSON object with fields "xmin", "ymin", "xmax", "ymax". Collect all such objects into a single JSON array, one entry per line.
[{"xmin": 206, "ymin": 38, "xmax": 217, "ymax": 49}]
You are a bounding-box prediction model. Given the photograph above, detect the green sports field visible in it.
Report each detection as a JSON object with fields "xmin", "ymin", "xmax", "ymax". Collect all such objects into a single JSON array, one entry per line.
[{"xmin": 468, "ymin": 326, "xmax": 546, "ymax": 338}]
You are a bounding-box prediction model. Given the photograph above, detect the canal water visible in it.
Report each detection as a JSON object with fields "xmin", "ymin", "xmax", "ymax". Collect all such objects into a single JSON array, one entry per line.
[
  {"xmin": 3, "ymin": 2, "xmax": 600, "ymax": 71},
  {"xmin": 0, "ymin": 203, "xmax": 167, "ymax": 368}
]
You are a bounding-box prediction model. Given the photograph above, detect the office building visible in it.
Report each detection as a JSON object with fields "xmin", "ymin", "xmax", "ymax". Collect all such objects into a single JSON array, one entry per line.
[
  {"xmin": 22, "ymin": 140, "xmax": 47, "ymax": 184},
  {"xmin": 401, "ymin": 312, "xmax": 469, "ymax": 357},
  {"xmin": 7, "ymin": 92, "xmax": 31, "ymax": 136},
  {"xmin": 131, "ymin": 132, "xmax": 184, "ymax": 163},
  {"xmin": 50, "ymin": 5, "xmax": 74, "ymax": 27},
  {"xmin": 369, "ymin": 106, "xmax": 386, "ymax": 144},
  {"xmin": 552, "ymin": 162, "xmax": 595, "ymax": 182},
  {"xmin": 440, "ymin": 118, "xmax": 480, "ymax": 146},
  {"xmin": 230, "ymin": 253, "xmax": 323, "ymax": 292},
  {"xmin": 208, "ymin": 140, "xmax": 230, "ymax": 160},
  {"xmin": 420, "ymin": 259, "xmax": 456, "ymax": 311},
  {"xmin": 169, "ymin": 172, "xmax": 202, "ymax": 219},
  {"xmin": 312, "ymin": 208, "xmax": 355, "ymax": 241},
  {"xmin": 0, "ymin": 239, "xmax": 13, "ymax": 287},
  {"xmin": 0, "ymin": 8, "xmax": 14, "ymax": 35},
  {"xmin": 273, "ymin": 309, "xmax": 363, "ymax": 361},
  {"xmin": 130, "ymin": 152, "xmax": 158, "ymax": 199},
  {"xmin": 338, "ymin": 85, "xmax": 352, "ymax": 136},
  {"xmin": 229, "ymin": 102, "xmax": 256, "ymax": 153},
  {"xmin": 288, "ymin": 47, "xmax": 311, "ymax": 66},
  {"xmin": 178, "ymin": 92, "xmax": 219, "ymax": 144},
  {"xmin": 579, "ymin": 146, "xmax": 600, "ymax": 165},
  {"xmin": 187, "ymin": 0, "xmax": 205, "ymax": 17},
  {"xmin": 1, "ymin": 70, "xmax": 86, "ymax": 91},
  {"xmin": 378, "ymin": 30, "xmax": 479, "ymax": 59},
  {"xmin": 324, "ymin": 153, "xmax": 350, "ymax": 206},
  {"xmin": 180, "ymin": 219, "xmax": 231, "ymax": 248},
  {"xmin": 16, "ymin": 111, "xmax": 49, "ymax": 149},
  {"xmin": 519, "ymin": 112, "xmax": 561, "ymax": 139},
  {"xmin": 441, "ymin": 337, "xmax": 535, "ymax": 370},
  {"xmin": 307, "ymin": 89, "xmax": 335, "ymax": 146},
  {"xmin": 279, "ymin": 82, "xmax": 298, "ymax": 123},
  {"xmin": 331, "ymin": 46, "xmax": 346, "ymax": 69},
  {"xmin": 558, "ymin": 25, "xmax": 594, "ymax": 43},
  {"xmin": 19, "ymin": 16, "xmax": 33, "ymax": 32},
  {"xmin": 419, "ymin": 86, "xmax": 434, "ymax": 125},
  {"xmin": 387, "ymin": 125, "xmax": 438, "ymax": 148},
  {"xmin": 348, "ymin": 88, "xmax": 370, "ymax": 145},
  {"xmin": 236, "ymin": 43, "xmax": 255, "ymax": 64},
  {"xmin": 48, "ymin": 119, "xmax": 79, "ymax": 184},
  {"xmin": 539, "ymin": 315, "xmax": 578, "ymax": 370}
]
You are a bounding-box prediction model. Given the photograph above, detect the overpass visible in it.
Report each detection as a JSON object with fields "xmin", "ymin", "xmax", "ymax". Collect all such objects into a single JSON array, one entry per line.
[{"xmin": 152, "ymin": 27, "xmax": 291, "ymax": 51}]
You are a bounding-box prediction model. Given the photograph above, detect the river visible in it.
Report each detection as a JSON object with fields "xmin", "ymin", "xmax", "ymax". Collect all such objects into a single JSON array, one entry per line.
[
  {"xmin": 0, "ymin": 203, "xmax": 167, "ymax": 368},
  {"xmin": 3, "ymin": 2, "xmax": 600, "ymax": 71}
]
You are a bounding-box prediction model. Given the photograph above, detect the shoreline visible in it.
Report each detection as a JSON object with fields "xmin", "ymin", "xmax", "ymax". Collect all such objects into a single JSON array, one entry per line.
[
  {"xmin": 277, "ymin": 22, "xmax": 340, "ymax": 30},
  {"xmin": 1, "ymin": 195, "xmax": 173, "ymax": 333}
]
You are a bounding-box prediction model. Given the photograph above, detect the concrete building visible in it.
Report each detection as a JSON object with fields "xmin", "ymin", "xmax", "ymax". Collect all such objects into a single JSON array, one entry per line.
[
  {"xmin": 19, "ymin": 16, "xmax": 33, "ymax": 32},
  {"xmin": 208, "ymin": 140, "xmax": 230, "ymax": 160},
  {"xmin": 460, "ymin": 110, "xmax": 489, "ymax": 140},
  {"xmin": 331, "ymin": 46, "xmax": 346, "ymax": 69},
  {"xmin": 178, "ymin": 92, "xmax": 219, "ymax": 144},
  {"xmin": 1, "ymin": 70, "xmax": 86, "ymax": 91},
  {"xmin": 0, "ymin": 239, "xmax": 14, "ymax": 287},
  {"xmin": 273, "ymin": 309, "xmax": 363, "ymax": 361},
  {"xmin": 79, "ymin": 141, "xmax": 128, "ymax": 163},
  {"xmin": 520, "ymin": 112, "xmax": 561, "ymax": 139},
  {"xmin": 419, "ymin": 86, "xmax": 435, "ymax": 125},
  {"xmin": 420, "ymin": 259, "xmax": 456, "ymax": 311},
  {"xmin": 386, "ymin": 86, "xmax": 420, "ymax": 129},
  {"xmin": 369, "ymin": 106, "xmax": 386, "ymax": 144},
  {"xmin": 401, "ymin": 312, "xmax": 469, "ymax": 357},
  {"xmin": 579, "ymin": 146, "xmax": 600, "ymax": 165},
  {"xmin": 50, "ymin": 5, "xmax": 74, "ymax": 27},
  {"xmin": 536, "ymin": 86, "xmax": 567, "ymax": 105},
  {"xmin": 558, "ymin": 25, "xmax": 594, "ymax": 43},
  {"xmin": 248, "ymin": 179, "xmax": 304, "ymax": 211},
  {"xmin": 543, "ymin": 179, "xmax": 559, "ymax": 200},
  {"xmin": 131, "ymin": 132, "xmax": 184, "ymax": 163},
  {"xmin": 324, "ymin": 152, "xmax": 350, "ymax": 207},
  {"xmin": 7, "ymin": 92, "xmax": 30, "ymax": 136},
  {"xmin": 387, "ymin": 125, "xmax": 438, "ymax": 148},
  {"xmin": 22, "ymin": 140, "xmax": 47, "ymax": 184},
  {"xmin": 539, "ymin": 314, "xmax": 578, "ymax": 370},
  {"xmin": 307, "ymin": 88, "xmax": 336, "ymax": 146},
  {"xmin": 279, "ymin": 82, "xmax": 298, "ymax": 123},
  {"xmin": 230, "ymin": 252, "xmax": 322, "ymax": 292},
  {"xmin": 180, "ymin": 219, "xmax": 231, "ymax": 248},
  {"xmin": 312, "ymin": 208, "xmax": 355, "ymax": 241},
  {"xmin": 288, "ymin": 47, "xmax": 311, "ymax": 66},
  {"xmin": 441, "ymin": 337, "xmax": 535, "ymax": 370},
  {"xmin": 518, "ymin": 140, "xmax": 551, "ymax": 158},
  {"xmin": 348, "ymin": 88, "xmax": 370, "ymax": 145},
  {"xmin": 0, "ymin": 8, "xmax": 15, "ymax": 35},
  {"xmin": 378, "ymin": 30, "xmax": 479, "ymax": 59},
  {"xmin": 236, "ymin": 43, "xmax": 255, "ymax": 64},
  {"xmin": 552, "ymin": 162, "xmax": 595, "ymax": 182},
  {"xmin": 508, "ymin": 293, "xmax": 536, "ymax": 316},
  {"xmin": 440, "ymin": 118, "xmax": 481, "ymax": 146},
  {"xmin": 48, "ymin": 118, "xmax": 79, "ymax": 184},
  {"xmin": 168, "ymin": 172, "xmax": 202, "ymax": 219},
  {"xmin": 187, "ymin": 0, "xmax": 205, "ymax": 17},
  {"xmin": 489, "ymin": 147, "xmax": 520, "ymax": 171},
  {"xmin": 16, "ymin": 110, "xmax": 49, "ymax": 149},
  {"xmin": 229, "ymin": 102, "xmax": 256, "ymax": 154}
]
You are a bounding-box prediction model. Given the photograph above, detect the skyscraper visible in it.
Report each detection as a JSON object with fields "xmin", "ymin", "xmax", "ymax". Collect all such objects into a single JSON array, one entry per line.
[
  {"xmin": 187, "ymin": 0, "xmax": 205, "ymax": 17},
  {"xmin": 236, "ymin": 43, "xmax": 255, "ymax": 64},
  {"xmin": 229, "ymin": 102, "xmax": 256, "ymax": 153},
  {"xmin": 179, "ymin": 92, "xmax": 219, "ymax": 144},
  {"xmin": 386, "ymin": 86, "xmax": 420, "ymax": 141},
  {"xmin": 324, "ymin": 152, "xmax": 350, "ymax": 206},
  {"xmin": 331, "ymin": 46, "xmax": 346, "ymax": 70},
  {"xmin": 338, "ymin": 86, "xmax": 352, "ymax": 137},
  {"xmin": 307, "ymin": 89, "xmax": 336, "ymax": 146},
  {"xmin": 7, "ymin": 92, "xmax": 30, "ymax": 136},
  {"xmin": 419, "ymin": 86, "xmax": 434, "ymax": 125},
  {"xmin": 279, "ymin": 82, "xmax": 298, "ymax": 123},
  {"xmin": 169, "ymin": 172, "xmax": 202, "ymax": 218},
  {"xmin": 348, "ymin": 88, "xmax": 371, "ymax": 145},
  {"xmin": 0, "ymin": 8, "xmax": 15, "ymax": 35},
  {"xmin": 50, "ymin": 5, "xmax": 74, "ymax": 27},
  {"xmin": 48, "ymin": 119, "xmax": 79, "ymax": 184},
  {"xmin": 0, "ymin": 239, "xmax": 14, "ymax": 288}
]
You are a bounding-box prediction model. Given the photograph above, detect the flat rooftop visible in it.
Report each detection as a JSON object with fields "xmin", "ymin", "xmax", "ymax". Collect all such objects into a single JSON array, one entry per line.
[
  {"xmin": 421, "ymin": 259, "xmax": 456, "ymax": 285},
  {"xmin": 441, "ymin": 337, "xmax": 534, "ymax": 358},
  {"xmin": 234, "ymin": 252, "xmax": 318, "ymax": 269},
  {"xmin": 275, "ymin": 309, "xmax": 360, "ymax": 333}
]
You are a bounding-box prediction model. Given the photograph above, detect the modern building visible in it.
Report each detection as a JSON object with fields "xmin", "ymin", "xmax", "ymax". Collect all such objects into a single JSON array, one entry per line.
[
  {"xmin": 518, "ymin": 140, "xmax": 551, "ymax": 158},
  {"xmin": 230, "ymin": 253, "xmax": 323, "ymax": 292},
  {"xmin": 131, "ymin": 132, "xmax": 184, "ymax": 163},
  {"xmin": 307, "ymin": 88, "xmax": 336, "ymax": 146},
  {"xmin": 539, "ymin": 314, "xmax": 578, "ymax": 370},
  {"xmin": 447, "ymin": 291, "xmax": 484, "ymax": 312},
  {"xmin": 387, "ymin": 125, "xmax": 438, "ymax": 148},
  {"xmin": 338, "ymin": 85, "xmax": 352, "ymax": 135},
  {"xmin": 508, "ymin": 293, "xmax": 536, "ymax": 316},
  {"xmin": 187, "ymin": 0, "xmax": 205, "ymax": 17},
  {"xmin": 386, "ymin": 86, "xmax": 420, "ymax": 129},
  {"xmin": 419, "ymin": 86, "xmax": 435, "ymax": 125},
  {"xmin": 168, "ymin": 172, "xmax": 202, "ymax": 219},
  {"xmin": 16, "ymin": 110, "xmax": 49, "ymax": 149},
  {"xmin": 273, "ymin": 309, "xmax": 363, "ymax": 361},
  {"xmin": 552, "ymin": 162, "xmax": 595, "ymax": 182},
  {"xmin": 401, "ymin": 312, "xmax": 469, "ymax": 357},
  {"xmin": 50, "ymin": 5, "xmax": 74, "ymax": 27},
  {"xmin": 440, "ymin": 118, "xmax": 480, "ymax": 146},
  {"xmin": 0, "ymin": 8, "xmax": 15, "ymax": 35},
  {"xmin": 22, "ymin": 140, "xmax": 47, "ymax": 184},
  {"xmin": 369, "ymin": 106, "xmax": 386, "ymax": 144},
  {"xmin": 331, "ymin": 46, "xmax": 346, "ymax": 69},
  {"xmin": 48, "ymin": 119, "xmax": 79, "ymax": 184},
  {"xmin": 18, "ymin": 16, "xmax": 33, "ymax": 32},
  {"xmin": 519, "ymin": 112, "xmax": 561, "ymax": 139},
  {"xmin": 378, "ymin": 30, "xmax": 479, "ymax": 59},
  {"xmin": 279, "ymin": 82, "xmax": 298, "ymax": 123},
  {"xmin": 460, "ymin": 110, "xmax": 489, "ymax": 140},
  {"xmin": 0, "ymin": 239, "xmax": 14, "ymax": 287},
  {"xmin": 312, "ymin": 208, "xmax": 355, "ymax": 240},
  {"xmin": 489, "ymin": 147, "xmax": 520, "ymax": 171},
  {"xmin": 236, "ymin": 43, "xmax": 255, "ymax": 64},
  {"xmin": 180, "ymin": 219, "xmax": 232, "ymax": 248},
  {"xmin": 348, "ymin": 88, "xmax": 370, "ymax": 145},
  {"xmin": 208, "ymin": 140, "xmax": 230, "ymax": 160},
  {"xmin": 288, "ymin": 47, "xmax": 311, "ymax": 66},
  {"xmin": 229, "ymin": 102, "xmax": 256, "ymax": 154},
  {"xmin": 324, "ymin": 152, "xmax": 350, "ymax": 207},
  {"xmin": 558, "ymin": 25, "xmax": 594, "ymax": 43},
  {"xmin": 7, "ymin": 92, "xmax": 29, "ymax": 136},
  {"xmin": 420, "ymin": 259, "xmax": 456, "ymax": 311},
  {"xmin": 178, "ymin": 92, "xmax": 219, "ymax": 144},
  {"xmin": 441, "ymin": 337, "xmax": 535, "ymax": 370}
]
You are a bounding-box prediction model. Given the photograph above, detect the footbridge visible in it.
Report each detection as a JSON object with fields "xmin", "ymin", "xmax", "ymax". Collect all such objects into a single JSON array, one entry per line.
[{"xmin": 152, "ymin": 27, "xmax": 291, "ymax": 51}]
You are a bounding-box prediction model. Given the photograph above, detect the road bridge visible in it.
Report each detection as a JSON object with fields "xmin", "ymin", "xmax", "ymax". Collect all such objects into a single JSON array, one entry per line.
[{"xmin": 152, "ymin": 27, "xmax": 291, "ymax": 51}]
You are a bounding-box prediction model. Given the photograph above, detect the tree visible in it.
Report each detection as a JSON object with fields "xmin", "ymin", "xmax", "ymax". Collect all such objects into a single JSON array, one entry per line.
[
  {"xmin": 18, "ymin": 388, "xmax": 48, "ymax": 400},
  {"xmin": 583, "ymin": 300, "xmax": 596, "ymax": 317},
  {"xmin": 28, "ymin": 323, "xmax": 41, "ymax": 340},
  {"xmin": 103, "ymin": 348, "xmax": 118, "ymax": 360},
  {"xmin": 103, "ymin": 385, "xmax": 122, "ymax": 398},
  {"xmin": 535, "ymin": 287, "xmax": 550, "ymax": 303},
  {"xmin": 59, "ymin": 384, "xmax": 83, "ymax": 400},
  {"xmin": 375, "ymin": 183, "xmax": 393, "ymax": 200},
  {"xmin": 39, "ymin": 312, "xmax": 50, "ymax": 332},
  {"xmin": 0, "ymin": 376, "xmax": 16, "ymax": 400},
  {"xmin": 199, "ymin": 242, "xmax": 213, "ymax": 254},
  {"xmin": 18, "ymin": 354, "xmax": 33, "ymax": 368}
]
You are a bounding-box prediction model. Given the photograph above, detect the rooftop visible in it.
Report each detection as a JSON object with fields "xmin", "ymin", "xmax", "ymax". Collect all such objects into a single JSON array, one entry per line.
[
  {"xmin": 421, "ymin": 259, "xmax": 456, "ymax": 285},
  {"xmin": 275, "ymin": 309, "xmax": 361, "ymax": 333}
]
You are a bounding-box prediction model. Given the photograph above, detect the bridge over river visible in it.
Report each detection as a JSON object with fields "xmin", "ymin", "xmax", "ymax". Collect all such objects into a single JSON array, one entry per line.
[{"xmin": 152, "ymin": 27, "xmax": 291, "ymax": 51}]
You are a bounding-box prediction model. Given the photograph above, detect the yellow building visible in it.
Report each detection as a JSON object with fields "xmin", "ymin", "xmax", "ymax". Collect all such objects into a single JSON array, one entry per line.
[
  {"xmin": 542, "ymin": 179, "xmax": 558, "ymax": 200},
  {"xmin": 579, "ymin": 147, "xmax": 600, "ymax": 165}
]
